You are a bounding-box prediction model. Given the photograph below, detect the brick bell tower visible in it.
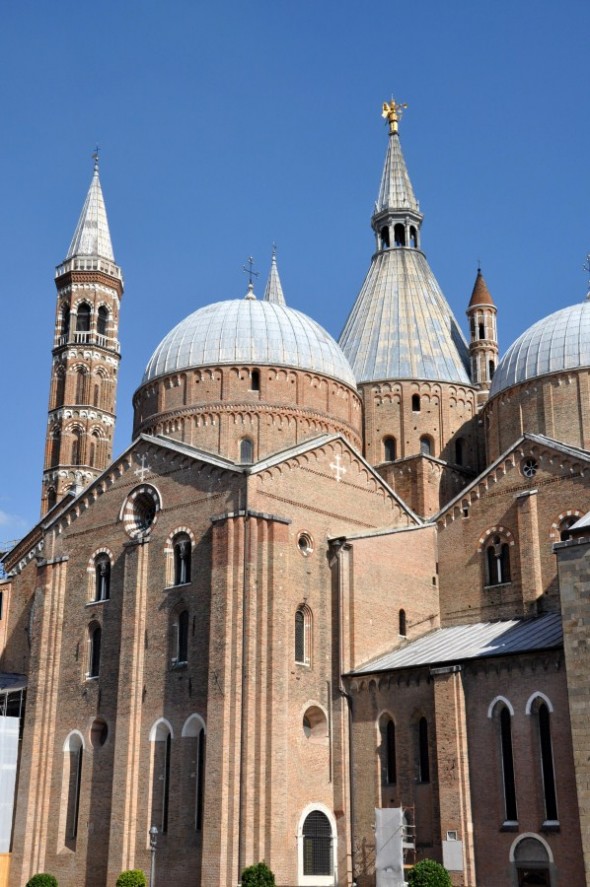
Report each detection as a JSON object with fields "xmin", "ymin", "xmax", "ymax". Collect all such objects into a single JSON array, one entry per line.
[{"xmin": 41, "ymin": 156, "xmax": 123, "ymax": 515}]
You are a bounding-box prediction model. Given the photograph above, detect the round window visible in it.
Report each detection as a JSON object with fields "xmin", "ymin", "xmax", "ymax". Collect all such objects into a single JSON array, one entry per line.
[
  {"xmin": 122, "ymin": 485, "xmax": 160, "ymax": 539},
  {"xmin": 521, "ymin": 458, "xmax": 538, "ymax": 478},
  {"xmin": 297, "ymin": 532, "xmax": 314, "ymax": 556}
]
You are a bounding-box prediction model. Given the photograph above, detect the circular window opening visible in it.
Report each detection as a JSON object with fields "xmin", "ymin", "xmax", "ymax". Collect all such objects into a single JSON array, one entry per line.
[
  {"xmin": 297, "ymin": 532, "xmax": 314, "ymax": 556},
  {"xmin": 90, "ymin": 718, "xmax": 108, "ymax": 748},
  {"xmin": 123, "ymin": 486, "xmax": 160, "ymax": 539},
  {"xmin": 521, "ymin": 458, "xmax": 538, "ymax": 478},
  {"xmin": 302, "ymin": 705, "xmax": 328, "ymax": 743}
]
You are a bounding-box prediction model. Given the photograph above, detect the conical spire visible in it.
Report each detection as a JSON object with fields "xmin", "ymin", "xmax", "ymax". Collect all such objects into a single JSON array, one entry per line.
[
  {"xmin": 66, "ymin": 157, "xmax": 115, "ymax": 261},
  {"xmin": 375, "ymin": 130, "xmax": 420, "ymax": 214},
  {"xmin": 263, "ymin": 248, "xmax": 286, "ymax": 306},
  {"xmin": 468, "ymin": 267, "xmax": 495, "ymax": 308}
]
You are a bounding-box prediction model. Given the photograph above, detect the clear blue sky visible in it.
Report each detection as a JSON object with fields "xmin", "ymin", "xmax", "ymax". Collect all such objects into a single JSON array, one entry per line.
[{"xmin": 2, "ymin": 0, "xmax": 590, "ymax": 545}]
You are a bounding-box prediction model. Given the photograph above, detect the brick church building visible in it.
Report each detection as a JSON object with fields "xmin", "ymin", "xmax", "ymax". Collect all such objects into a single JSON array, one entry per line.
[{"xmin": 3, "ymin": 101, "xmax": 590, "ymax": 887}]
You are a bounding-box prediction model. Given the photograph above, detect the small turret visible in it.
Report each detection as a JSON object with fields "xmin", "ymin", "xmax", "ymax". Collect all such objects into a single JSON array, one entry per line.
[{"xmin": 466, "ymin": 267, "xmax": 498, "ymax": 405}]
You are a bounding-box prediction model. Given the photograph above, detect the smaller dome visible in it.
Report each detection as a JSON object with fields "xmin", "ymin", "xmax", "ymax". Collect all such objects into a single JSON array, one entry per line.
[
  {"xmin": 490, "ymin": 300, "xmax": 590, "ymax": 396},
  {"xmin": 142, "ymin": 298, "xmax": 357, "ymax": 388}
]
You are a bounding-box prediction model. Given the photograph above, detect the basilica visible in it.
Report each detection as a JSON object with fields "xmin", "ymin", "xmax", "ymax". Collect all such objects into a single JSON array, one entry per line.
[{"xmin": 2, "ymin": 101, "xmax": 590, "ymax": 887}]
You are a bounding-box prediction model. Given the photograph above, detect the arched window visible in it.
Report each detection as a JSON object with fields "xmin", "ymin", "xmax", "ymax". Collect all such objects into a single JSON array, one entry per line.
[
  {"xmin": 177, "ymin": 609, "xmax": 189, "ymax": 664},
  {"xmin": 55, "ymin": 371, "xmax": 66, "ymax": 407},
  {"xmin": 295, "ymin": 606, "xmax": 312, "ymax": 665},
  {"xmin": 513, "ymin": 837, "xmax": 551, "ymax": 886},
  {"xmin": 76, "ymin": 368, "xmax": 87, "ymax": 404},
  {"xmin": 418, "ymin": 717, "xmax": 430, "ymax": 783},
  {"xmin": 383, "ymin": 436, "xmax": 396, "ymax": 462},
  {"xmin": 559, "ymin": 515, "xmax": 578, "ymax": 541},
  {"xmin": 150, "ymin": 721, "xmax": 172, "ymax": 834},
  {"xmin": 173, "ymin": 533, "xmax": 192, "ymax": 585},
  {"xmin": 94, "ymin": 554, "xmax": 110, "ymax": 602},
  {"xmin": 455, "ymin": 437, "xmax": 464, "ymax": 466},
  {"xmin": 47, "ymin": 488, "xmax": 57, "ymax": 510},
  {"xmin": 409, "ymin": 226, "xmax": 417, "ymax": 248},
  {"xmin": 489, "ymin": 359, "xmax": 495, "ymax": 380},
  {"xmin": 181, "ymin": 713, "xmax": 207, "ymax": 832},
  {"xmin": 420, "ymin": 435, "xmax": 432, "ymax": 456},
  {"xmin": 380, "ymin": 226, "xmax": 390, "ymax": 249},
  {"xmin": 499, "ymin": 705, "xmax": 517, "ymax": 822},
  {"xmin": 93, "ymin": 381, "xmax": 100, "ymax": 408},
  {"xmin": 486, "ymin": 535, "xmax": 511, "ymax": 585},
  {"xmin": 250, "ymin": 369, "xmax": 260, "ymax": 391},
  {"xmin": 97, "ymin": 306, "xmax": 108, "ymax": 336},
  {"xmin": 71, "ymin": 428, "xmax": 82, "ymax": 466},
  {"xmin": 62, "ymin": 732, "xmax": 84, "ymax": 847},
  {"xmin": 88, "ymin": 623, "xmax": 101, "ymax": 678},
  {"xmin": 536, "ymin": 702, "xmax": 558, "ymax": 822},
  {"xmin": 76, "ymin": 302, "xmax": 91, "ymax": 332},
  {"xmin": 302, "ymin": 810, "xmax": 333, "ymax": 877},
  {"xmin": 51, "ymin": 428, "xmax": 61, "ymax": 466},
  {"xmin": 394, "ymin": 223, "xmax": 405, "ymax": 247},
  {"xmin": 61, "ymin": 304, "xmax": 71, "ymax": 339},
  {"xmin": 478, "ymin": 322, "xmax": 485, "ymax": 339},
  {"xmin": 399, "ymin": 609, "xmax": 407, "ymax": 637},
  {"xmin": 412, "ymin": 393, "xmax": 421, "ymax": 412},
  {"xmin": 380, "ymin": 717, "xmax": 396, "ymax": 785},
  {"xmin": 240, "ymin": 438, "xmax": 254, "ymax": 464}
]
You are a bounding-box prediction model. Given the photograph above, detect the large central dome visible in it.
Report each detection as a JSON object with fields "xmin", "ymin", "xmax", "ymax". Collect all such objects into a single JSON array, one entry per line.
[{"xmin": 142, "ymin": 297, "xmax": 357, "ymax": 388}]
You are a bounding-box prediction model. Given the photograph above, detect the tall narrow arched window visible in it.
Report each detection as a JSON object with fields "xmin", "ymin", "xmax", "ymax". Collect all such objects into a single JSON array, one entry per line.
[
  {"xmin": 150, "ymin": 721, "xmax": 172, "ymax": 834},
  {"xmin": 383, "ymin": 436, "xmax": 396, "ymax": 462},
  {"xmin": 250, "ymin": 369, "xmax": 260, "ymax": 391},
  {"xmin": 380, "ymin": 226, "xmax": 390, "ymax": 249},
  {"xmin": 420, "ymin": 435, "xmax": 432, "ymax": 456},
  {"xmin": 177, "ymin": 610, "xmax": 189, "ymax": 664},
  {"xmin": 55, "ymin": 371, "xmax": 66, "ymax": 407},
  {"xmin": 51, "ymin": 428, "xmax": 61, "ymax": 466},
  {"xmin": 412, "ymin": 394, "xmax": 421, "ymax": 412},
  {"xmin": 94, "ymin": 554, "xmax": 111, "ymax": 602},
  {"xmin": 302, "ymin": 810, "xmax": 333, "ymax": 877},
  {"xmin": 418, "ymin": 717, "xmax": 430, "ymax": 783},
  {"xmin": 294, "ymin": 606, "xmax": 311, "ymax": 665},
  {"xmin": 61, "ymin": 304, "xmax": 71, "ymax": 339},
  {"xmin": 489, "ymin": 359, "xmax": 495, "ymax": 380},
  {"xmin": 240, "ymin": 438, "xmax": 254, "ymax": 464},
  {"xmin": 478, "ymin": 322, "xmax": 485, "ymax": 339},
  {"xmin": 76, "ymin": 302, "xmax": 91, "ymax": 332},
  {"xmin": 71, "ymin": 428, "xmax": 82, "ymax": 466},
  {"xmin": 499, "ymin": 705, "xmax": 517, "ymax": 822},
  {"xmin": 409, "ymin": 226, "xmax": 417, "ymax": 248},
  {"xmin": 455, "ymin": 437, "xmax": 464, "ymax": 466},
  {"xmin": 399, "ymin": 609, "xmax": 407, "ymax": 637},
  {"xmin": 76, "ymin": 368, "xmax": 88, "ymax": 404},
  {"xmin": 486, "ymin": 535, "xmax": 511, "ymax": 585},
  {"xmin": 47, "ymin": 488, "xmax": 57, "ymax": 510},
  {"xmin": 394, "ymin": 223, "xmax": 405, "ymax": 247},
  {"xmin": 537, "ymin": 703, "xmax": 558, "ymax": 822},
  {"xmin": 181, "ymin": 715, "xmax": 206, "ymax": 832},
  {"xmin": 97, "ymin": 306, "xmax": 108, "ymax": 336},
  {"xmin": 88, "ymin": 623, "xmax": 101, "ymax": 678},
  {"xmin": 196, "ymin": 727, "xmax": 206, "ymax": 830},
  {"xmin": 63, "ymin": 733, "xmax": 84, "ymax": 848},
  {"xmin": 93, "ymin": 381, "xmax": 100, "ymax": 407},
  {"xmin": 173, "ymin": 533, "xmax": 192, "ymax": 585},
  {"xmin": 381, "ymin": 717, "xmax": 396, "ymax": 785}
]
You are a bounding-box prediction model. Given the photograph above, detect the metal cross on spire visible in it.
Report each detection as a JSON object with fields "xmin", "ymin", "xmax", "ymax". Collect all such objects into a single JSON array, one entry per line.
[
  {"xmin": 583, "ymin": 254, "xmax": 590, "ymax": 299},
  {"xmin": 242, "ymin": 256, "xmax": 259, "ymax": 286}
]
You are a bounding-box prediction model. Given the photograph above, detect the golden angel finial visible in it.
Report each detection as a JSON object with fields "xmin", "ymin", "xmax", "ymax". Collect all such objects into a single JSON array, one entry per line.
[{"xmin": 382, "ymin": 99, "xmax": 408, "ymax": 134}]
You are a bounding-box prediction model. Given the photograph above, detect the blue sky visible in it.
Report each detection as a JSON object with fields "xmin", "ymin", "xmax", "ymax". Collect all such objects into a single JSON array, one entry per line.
[{"xmin": 1, "ymin": 0, "xmax": 590, "ymax": 545}]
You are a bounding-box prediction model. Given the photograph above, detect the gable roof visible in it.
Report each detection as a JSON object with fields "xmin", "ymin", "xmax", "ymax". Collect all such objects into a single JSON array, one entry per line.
[{"xmin": 350, "ymin": 612, "xmax": 562, "ymax": 675}]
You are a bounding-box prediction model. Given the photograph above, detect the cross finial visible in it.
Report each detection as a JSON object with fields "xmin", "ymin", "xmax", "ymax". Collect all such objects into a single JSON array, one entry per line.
[
  {"xmin": 92, "ymin": 145, "xmax": 100, "ymax": 172},
  {"xmin": 271, "ymin": 242, "xmax": 277, "ymax": 260},
  {"xmin": 382, "ymin": 99, "xmax": 408, "ymax": 134},
  {"xmin": 242, "ymin": 256, "xmax": 260, "ymax": 297},
  {"xmin": 134, "ymin": 453, "xmax": 151, "ymax": 482},
  {"xmin": 583, "ymin": 253, "xmax": 590, "ymax": 299}
]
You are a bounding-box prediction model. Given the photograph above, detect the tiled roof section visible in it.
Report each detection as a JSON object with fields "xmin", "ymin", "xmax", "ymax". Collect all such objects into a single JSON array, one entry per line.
[
  {"xmin": 351, "ymin": 613, "xmax": 562, "ymax": 674},
  {"xmin": 376, "ymin": 133, "xmax": 419, "ymax": 213},
  {"xmin": 339, "ymin": 248, "xmax": 471, "ymax": 384},
  {"xmin": 66, "ymin": 165, "xmax": 115, "ymax": 261},
  {"xmin": 263, "ymin": 253, "xmax": 286, "ymax": 306},
  {"xmin": 142, "ymin": 298, "xmax": 357, "ymax": 388},
  {"xmin": 468, "ymin": 268, "xmax": 495, "ymax": 308},
  {"xmin": 490, "ymin": 300, "xmax": 590, "ymax": 397}
]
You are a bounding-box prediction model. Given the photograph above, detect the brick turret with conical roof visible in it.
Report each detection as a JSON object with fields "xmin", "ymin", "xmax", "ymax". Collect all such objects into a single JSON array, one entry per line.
[
  {"xmin": 41, "ymin": 156, "xmax": 123, "ymax": 514},
  {"xmin": 467, "ymin": 266, "xmax": 498, "ymax": 406},
  {"xmin": 339, "ymin": 102, "xmax": 481, "ymax": 515}
]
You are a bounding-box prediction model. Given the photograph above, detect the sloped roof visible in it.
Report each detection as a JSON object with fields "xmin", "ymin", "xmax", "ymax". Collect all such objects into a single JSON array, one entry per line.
[
  {"xmin": 351, "ymin": 612, "xmax": 562, "ymax": 674},
  {"xmin": 468, "ymin": 269, "xmax": 495, "ymax": 308},
  {"xmin": 375, "ymin": 132, "xmax": 419, "ymax": 214},
  {"xmin": 66, "ymin": 163, "xmax": 115, "ymax": 261},
  {"xmin": 263, "ymin": 253, "xmax": 286, "ymax": 306}
]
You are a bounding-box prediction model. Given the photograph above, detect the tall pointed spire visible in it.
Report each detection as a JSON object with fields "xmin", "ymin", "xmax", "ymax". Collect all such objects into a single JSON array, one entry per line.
[
  {"xmin": 66, "ymin": 155, "xmax": 115, "ymax": 261},
  {"xmin": 375, "ymin": 126, "xmax": 420, "ymax": 215},
  {"xmin": 263, "ymin": 247, "xmax": 286, "ymax": 306}
]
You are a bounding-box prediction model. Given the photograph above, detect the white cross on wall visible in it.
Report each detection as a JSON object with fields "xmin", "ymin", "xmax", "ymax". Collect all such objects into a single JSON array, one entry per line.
[
  {"xmin": 330, "ymin": 452, "xmax": 347, "ymax": 482},
  {"xmin": 134, "ymin": 453, "xmax": 152, "ymax": 482}
]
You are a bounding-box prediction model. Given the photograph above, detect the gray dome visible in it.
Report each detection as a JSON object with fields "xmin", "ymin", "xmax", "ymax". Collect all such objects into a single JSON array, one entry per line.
[
  {"xmin": 490, "ymin": 300, "xmax": 590, "ymax": 396},
  {"xmin": 142, "ymin": 297, "xmax": 357, "ymax": 388}
]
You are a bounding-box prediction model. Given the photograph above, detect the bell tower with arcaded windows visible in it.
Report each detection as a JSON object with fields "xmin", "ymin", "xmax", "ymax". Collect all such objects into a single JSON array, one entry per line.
[{"xmin": 41, "ymin": 156, "xmax": 123, "ymax": 515}]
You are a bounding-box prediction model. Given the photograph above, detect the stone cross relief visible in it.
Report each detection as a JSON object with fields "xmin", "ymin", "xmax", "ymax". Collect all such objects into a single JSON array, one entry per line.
[
  {"xmin": 134, "ymin": 453, "xmax": 152, "ymax": 482},
  {"xmin": 330, "ymin": 452, "xmax": 347, "ymax": 482}
]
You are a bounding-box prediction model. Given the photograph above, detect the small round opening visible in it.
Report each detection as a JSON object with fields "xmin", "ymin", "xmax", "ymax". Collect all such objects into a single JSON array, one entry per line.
[
  {"xmin": 297, "ymin": 532, "xmax": 313, "ymax": 557},
  {"xmin": 521, "ymin": 458, "xmax": 538, "ymax": 478},
  {"xmin": 90, "ymin": 718, "xmax": 108, "ymax": 748}
]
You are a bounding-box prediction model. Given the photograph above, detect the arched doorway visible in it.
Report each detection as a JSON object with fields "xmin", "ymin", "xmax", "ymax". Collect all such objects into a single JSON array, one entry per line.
[{"xmin": 512, "ymin": 836, "xmax": 552, "ymax": 886}]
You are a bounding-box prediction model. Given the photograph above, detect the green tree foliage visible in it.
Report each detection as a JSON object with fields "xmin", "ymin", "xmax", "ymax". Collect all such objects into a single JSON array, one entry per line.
[
  {"xmin": 25, "ymin": 876, "xmax": 58, "ymax": 887},
  {"xmin": 241, "ymin": 861, "xmax": 276, "ymax": 887},
  {"xmin": 115, "ymin": 871, "xmax": 147, "ymax": 887},
  {"xmin": 407, "ymin": 858, "xmax": 453, "ymax": 887}
]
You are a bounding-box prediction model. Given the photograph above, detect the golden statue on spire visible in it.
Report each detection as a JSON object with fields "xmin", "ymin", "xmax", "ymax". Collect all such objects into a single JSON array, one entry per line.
[{"xmin": 382, "ymin": 99, "xmax": 408, "ymax": 134}]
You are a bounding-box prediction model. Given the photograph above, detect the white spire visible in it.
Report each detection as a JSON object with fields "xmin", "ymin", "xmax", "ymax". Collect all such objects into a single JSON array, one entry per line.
[
  {"xmin": 66, "ymin": 159, "xmax": 115, "ymax": 261},
  {"xmin": 263, "ymin": 248, "xmax": 286, "ymax": 306}
]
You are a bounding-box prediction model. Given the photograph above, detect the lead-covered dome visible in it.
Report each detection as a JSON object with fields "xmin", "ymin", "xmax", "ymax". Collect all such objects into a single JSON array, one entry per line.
[
  {"xmin": 142, "ymin": 297, "xmax": 357, "ymax": 389},
  {"xmin": 490, "ymin": 300, "xmax": 590, "ymax": 397}
]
